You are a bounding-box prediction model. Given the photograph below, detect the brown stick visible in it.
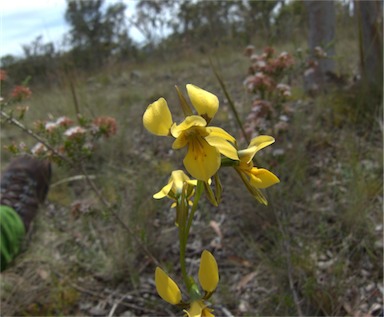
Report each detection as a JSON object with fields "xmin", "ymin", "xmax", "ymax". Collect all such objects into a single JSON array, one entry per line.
[{"xmin": 0, "ymin": 110, "xmax": 72, "ymax": 165}]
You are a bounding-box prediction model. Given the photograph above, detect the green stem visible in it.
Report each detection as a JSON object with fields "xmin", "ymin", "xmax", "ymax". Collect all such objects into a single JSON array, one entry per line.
[
  {"xmin": 209, "ymin": 57, "xmax": 249, "ymax": 144},
  {"xmin": 178, "ymin": 181, "xmax": 204, "ymax": 292},
  {"xmin": 186, "ymin": 180, "xmax": 204, "ymax": 236},
  {"xmin": 177, "ymin": 196, "xmax": 190, "ymax": 290},
  {"xmin": 221, "ymin": 157, "xmax": 240, "ymax": 167}
]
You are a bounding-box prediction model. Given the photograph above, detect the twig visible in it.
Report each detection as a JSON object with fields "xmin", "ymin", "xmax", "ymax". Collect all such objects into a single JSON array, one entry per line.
[
  {"xmin": 0, "ymin": 110, "xmax": 72, "ymax": 165},
  {"xmin": 79, "ymin": 163, "xmax": 160, "ymax": 267},
  {"xmin": 51, "ymin": 174, "xmax": 96, "ymax": 187},
  {"xmin": 217, "ymin": 305, "xmax": 235, "ymax": 317},
  {"xmin": 107, "ymin": 301, "xmax": 119, "ymax": 317},
  {"xmin": 68, "ymin": 281, "xmax": 159, "ymax": 315},
  {"xmin": 67, "ymin": 72, "xmax": 81, "ymax": 121}
]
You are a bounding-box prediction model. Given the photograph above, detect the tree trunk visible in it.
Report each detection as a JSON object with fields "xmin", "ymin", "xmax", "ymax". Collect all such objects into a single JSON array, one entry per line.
[
  {"xmin": 305, "ymin": 0, "xmax": 336, "ymax": 92},
  {"xmin": 354, "ymin": 0, "xmax": 383, "ymax": 89}
]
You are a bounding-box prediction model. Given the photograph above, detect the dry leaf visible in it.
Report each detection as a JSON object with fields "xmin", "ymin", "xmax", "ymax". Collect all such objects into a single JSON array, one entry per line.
[
  {"xmin": 235, "ymin": 271, "xmax": 258, "ymax": 292},
  {"xmin": 209, "ymin": 220, "xmax": 223, "ymax": 239},
  {"xmin": 228, "ymin": 255, "xmax": 253, "ymax": 268}
]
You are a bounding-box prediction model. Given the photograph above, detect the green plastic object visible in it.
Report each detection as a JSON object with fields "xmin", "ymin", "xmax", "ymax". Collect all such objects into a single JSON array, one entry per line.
[{"xmin": 0, "ymin": 205, "xmax": 25, "ymax": 271}]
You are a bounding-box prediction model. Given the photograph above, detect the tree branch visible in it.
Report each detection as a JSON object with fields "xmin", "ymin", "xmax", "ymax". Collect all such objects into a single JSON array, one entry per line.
[{"xmin": 0, "ymin": 110, "xmax": 72, "ymax": 165}]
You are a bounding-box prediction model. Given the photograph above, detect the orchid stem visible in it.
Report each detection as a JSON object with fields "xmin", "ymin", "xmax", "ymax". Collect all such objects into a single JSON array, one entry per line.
[
  {"xmin": 179, "ymin": 180, "xmax": 204, "ymax": 291},
  {"xmin": 178, "ymin": 198, "xmax": 190, "ymax": 290},
  {"xmin": 186, "ymin": 181, "xmax": 204, "ymax": 236}
]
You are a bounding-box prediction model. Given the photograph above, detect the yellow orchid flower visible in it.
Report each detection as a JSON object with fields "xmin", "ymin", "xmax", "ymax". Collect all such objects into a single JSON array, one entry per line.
[
  {"xmin": 235, "ymin": 135, "xmax": 280, "ymax": 205},
  {"xmin": 143, "ymin": 85, "xmax": 238, "ymax": 181},
  {"xmin": 153, "ymin": 170, "xmax": 197, "ymax": 207},
  {"xmin": 155, "ymin": 250, "xmax": 219, "ymax": 317}
]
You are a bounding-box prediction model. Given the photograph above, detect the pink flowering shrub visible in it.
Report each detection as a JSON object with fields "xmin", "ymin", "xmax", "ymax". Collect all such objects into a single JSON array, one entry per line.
[
  {"xmin": 11, "ymin": 85, "xmax": 32, "ymax": 101},
  {"xmin": 1, "ymin": 71, "xmax": 118, "ymax": 166},
  {"xmin": 29, "ymin": 115, "xmax": 118, "ymax": 165},
  {"xmin": 92, "ymin": 116, "xmax": 118, "ymax": 138},
  {"xmin": 243, "ymin": 46, "xmax": 295, "ymax": 139},
  {"xmin": 243, "ymin": 45, "xmax": 328, "ymax": 140},
  {"xmin": 0, "ymin": 69, "xmax": 7, "ymax": 81},
  {"xmin": 0, "ymin": 70, "xmax": 33, "ymax": 119}
]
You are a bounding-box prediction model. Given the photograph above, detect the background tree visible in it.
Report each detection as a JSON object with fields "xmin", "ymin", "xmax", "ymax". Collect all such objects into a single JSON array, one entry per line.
[
  {"xmin": 237, "ymin": 0, "xmax": 281, "ymax": 44},
  {"xmin": 65, "ymin": 0, "xmax": 105, "ymax": 67},
  {"xmin": 65, "ymin": 0, "xmax": 131, "ymax": 68},
  {"xmin": 274, "ymin": 0, "xmax": 307, "ymax": 42},
  {"xmin": 130, "ymin": 0, "xmax": 175, "ymax": 45},
  {"xmin": 304, "ymin": 0, "xmax": 336, "ymax": 92},
  {"xmin": 1, "ymin": 36, "xmax": 57, "ymax": 85},
  {"xmin": 354, "ymin": 0, "xmax": 383, "ymax": 91}
]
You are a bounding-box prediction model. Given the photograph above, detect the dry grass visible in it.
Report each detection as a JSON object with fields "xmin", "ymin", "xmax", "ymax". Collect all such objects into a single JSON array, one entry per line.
[{"xmin": 1, "ymin": 35, "xmax": 382, "ymax": 317}]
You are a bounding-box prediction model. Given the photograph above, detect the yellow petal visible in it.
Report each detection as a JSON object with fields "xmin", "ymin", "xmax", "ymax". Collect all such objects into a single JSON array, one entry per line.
[
  {"xmin": 207, "ymin": 126, "xmax": 236, "ymax": 144},
  {"xmin": 238, "ymin": 147, "xmax": 257, "ymax": 165},
  {"xmin": 186, "ymin": 179, "xmax": 198, "ymax": 199},
  {"xmin": 173, "ymin": 126, "xmax": 209, "ymax": 150},
  {"xmin": 153, "ymin": 181, "xmax": 173, "ymax": 199},
  {"xmin": 205, "ymin": 135, "xmax": 239, "ymax": 160},
  {"xmin": 235, "ymin": 168, "xmax": 268, "ymax": 205},
  {"xmin": 184, "ymin": 139, "xmax": 220, "ymax": 181},
  {"xmin": 202, "ymin": 307, "xmax": 215, "ymax": 317},
  {"xmin": 171, "ymin": 116, "xmax": 207, "ymax": 138},
  {"xmin": 143, "ymin": 98, "xmax": 173, "ymax": 136},
  {"xmin": 155, "ymin": 267, "xmax": 182, "ymax": 305},
  {"xmin": 172, "ymin": 133, "xmax": 189, "ymax": 149},
  {"xmin": 184, "ymin": 300, "xmax": 205, "ymax": 317},
  {"xmin": 154, "ymin": 170, "xmax": 196, "ymax": 199},
  {"xmin": 171, "ymin": 170, "xmax": 190, "ymax": 193},
  {"xmin": 187, "ymin": 179, "xmax": 198, "ymax": 186},
  {"xmin": 187, "ymin": 84, "xmax": 219, "ymax": 121},
  {"xmin": 198, "ymin": 250, "xmax": 219, "ymax": 293},
  {"xmin": 248, "ymin": 135, "xmax": 275, "ymax": 153},
  {"xmin": 238, "ymin": 135, "xmax": 275, "ymax": 165},
  {"xmin": 249, "ymin": 168, "xmax": 280, "ymax": 189}
]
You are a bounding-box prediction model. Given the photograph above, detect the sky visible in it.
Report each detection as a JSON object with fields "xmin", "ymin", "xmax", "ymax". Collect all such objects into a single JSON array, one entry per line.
[{"xmin": 0, "ymin": 0, "xmax": 143, "ymax": 59}]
